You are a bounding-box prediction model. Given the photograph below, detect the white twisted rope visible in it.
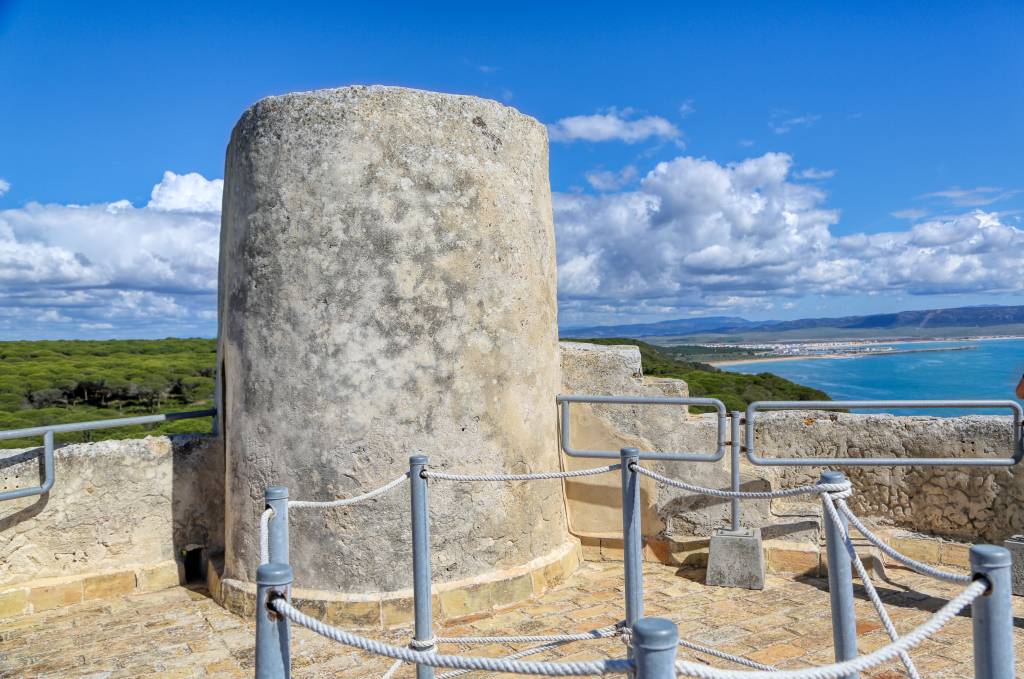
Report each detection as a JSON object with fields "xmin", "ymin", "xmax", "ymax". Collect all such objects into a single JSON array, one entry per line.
[
  {"xmin": 820, "ymin": 492, "xmax": 920, "ymax": 679},
  {"xmin": 288, "ymin": 472, "xmax": 410, "ymax": 509},
  {"xmin": 381, "ymin": 659, "xmax": 403, "ymax": 679},
  {"xmin": 434, "ymin": 622, "xmax": 624, "ymax": 645},
  {"xmin": 435, "ymin": 623, "xmax": 626, "ymax": 679},
  {"xmin": 270, "ymin": 597, "xmax": 633, "ymax": 675},
  {"xmin": 837, "ymin": 499, "xmax": 972, "ymax": 584},
  {"xmin": 677, "ymin": 639, "xmax": 775, "ymax": 672},
  {"xmin": 673, "ymin": 578, "xmax": 985, "ymax": 678},
  {"xmin": 259, "ymin": 508, "xmax": 273, "ymax": 565},
  {"xmin": 259, "ymin": 473, "xmax": 410, "ymax": 565},
  {"xmin": 423, "ymin": 464, "xmax": 621, "ymax": 482},
  {"xmin": 631, "ymin": 464, "xmax": 852, "ymax": 499}
]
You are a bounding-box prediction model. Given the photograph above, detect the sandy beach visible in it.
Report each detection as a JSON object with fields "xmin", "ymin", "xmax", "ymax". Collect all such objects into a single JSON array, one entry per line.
[{"xmin": 709, "ymin": 343, "xmax": 978, "ymax": 367}]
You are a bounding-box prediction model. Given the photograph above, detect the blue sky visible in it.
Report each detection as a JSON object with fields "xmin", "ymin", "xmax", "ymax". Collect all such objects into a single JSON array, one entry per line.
[{"xmin": 0, "ymin": 1, "xmax": 1022, "ymax": 338}]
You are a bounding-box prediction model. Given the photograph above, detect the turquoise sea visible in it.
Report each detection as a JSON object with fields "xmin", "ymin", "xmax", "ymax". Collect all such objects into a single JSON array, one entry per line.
[{"xmin": 720, "ymin": 338, "xmax": 1024, "ymax": 416}]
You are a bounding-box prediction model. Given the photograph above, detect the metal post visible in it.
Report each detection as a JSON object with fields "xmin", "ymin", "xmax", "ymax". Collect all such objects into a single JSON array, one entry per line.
[
  {"xmin": 730, "ymin": 412, "xmax": 741, "ymax": 531},
  {"xmin": 409, "ymin": 455, "xmax": 435, "ymax": 679},
  {"xmin": 620, "ymin": 447, "xmax": 644, "ymax": 635},
  {"xmin": 255, "ymin": 562, "xmax": 292, "ymax": 679},
  {"xmin": 820, "ymin": 470, "xmax": 858, "ymax": 679},
  {"xmin": 633, "ymin": 617, "xmax": 679, "ymax": 679},
  {"xmin": 970, "ymin": 544, "xmax": 1015, "ymax": 679},
  {"xmin": 265, "ymin": 486, "xmax": 289, "ymax": 566}
]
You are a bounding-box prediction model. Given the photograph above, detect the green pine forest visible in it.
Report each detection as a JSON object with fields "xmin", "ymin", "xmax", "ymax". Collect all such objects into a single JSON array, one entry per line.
[{"xmin": 0, "ymin": 337, "xmax": 827, "ymax": 449}]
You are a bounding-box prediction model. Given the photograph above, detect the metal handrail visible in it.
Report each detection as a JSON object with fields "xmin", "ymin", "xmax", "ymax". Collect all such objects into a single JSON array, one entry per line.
[
  {"xmin": 0, "ymin": 408, "xmax": 216, "ymax": 502},
  {"xmin": 743, "ymin": 400, "xmax": 1024, "ymax": 466},
  {"xmin": 556, "ymin": 394, "xmax": 727, "ymax": 461}
]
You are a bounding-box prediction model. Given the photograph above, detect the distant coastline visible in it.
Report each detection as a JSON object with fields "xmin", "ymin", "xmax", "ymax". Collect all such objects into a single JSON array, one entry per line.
[{"xmin": 710, "ymin": 342, "xmax": 979, "ymax": 367}]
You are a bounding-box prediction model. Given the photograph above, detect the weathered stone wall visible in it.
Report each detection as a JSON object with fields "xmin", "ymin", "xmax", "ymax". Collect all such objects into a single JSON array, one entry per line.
[
  {"xmin": 219, "ymin": 86, "xmax": 569, "ymax": 594},
  {"xmin": 0, "ymin": 435, "xmax": 223, "ymax": 591},
  {"xmin": 560, "ymin": 342, "xmax": 1022, "ymax": 546}
]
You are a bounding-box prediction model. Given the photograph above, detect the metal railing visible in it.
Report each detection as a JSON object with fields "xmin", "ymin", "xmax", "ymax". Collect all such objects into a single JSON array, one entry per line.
[
  {"xmin": 558, "ymin": 395, "xmax": 1024, "ymax": 531},
  {"xmin": 0, "ymin": 408, "xmax": 216, "ymax": 502}
]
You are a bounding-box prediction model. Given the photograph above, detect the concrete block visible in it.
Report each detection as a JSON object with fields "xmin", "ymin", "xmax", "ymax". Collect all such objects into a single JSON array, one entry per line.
[
  {"xmin": 1003, "ymin": 535, "xmax": 1024, "ymax": 596},
  {"xmin": 706, "ymin": 527, "xmax": 765, "ymax": 590}
]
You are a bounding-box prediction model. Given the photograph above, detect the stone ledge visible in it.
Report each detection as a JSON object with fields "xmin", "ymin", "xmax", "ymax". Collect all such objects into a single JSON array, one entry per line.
[
  {"xmin": 217, "ymin": 539, "xmax": 582, "ymax": 629},
  {"xmin": 0, "ymin": 559, "xmax": 182, "ymax": 616},
  {"xmin": 579, "ymin": 530, "xmax": 974, "ymax": 578}
]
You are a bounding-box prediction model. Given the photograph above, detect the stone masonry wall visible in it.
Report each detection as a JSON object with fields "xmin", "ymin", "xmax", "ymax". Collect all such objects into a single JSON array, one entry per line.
[{"xmin": 0, "ymin": 434, "xmax": 223, "ymax": 590}]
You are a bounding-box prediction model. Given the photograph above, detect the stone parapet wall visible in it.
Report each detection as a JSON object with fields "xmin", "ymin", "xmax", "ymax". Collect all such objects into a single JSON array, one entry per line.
[
  {"xmin": 0, "ymin": 434, "xmax": 223, "ymax": 590},
  {"xmin": 560, "ymin": 342, "xmax": 1023, "ymax": 549}
]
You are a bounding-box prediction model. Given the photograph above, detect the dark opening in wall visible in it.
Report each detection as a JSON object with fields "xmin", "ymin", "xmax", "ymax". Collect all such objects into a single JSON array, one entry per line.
[{"xmin": 183, "ymin": 546, "xmax": 205, "ymax": 584}]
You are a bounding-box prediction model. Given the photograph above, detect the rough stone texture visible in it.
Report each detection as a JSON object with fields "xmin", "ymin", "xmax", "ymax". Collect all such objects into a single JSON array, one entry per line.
[
  {"xmin": 219, "ymin": 86, "xmax": 567, "ymax": 593},
  {"xmin": 0, "ymin": 434, "xmax": 223, "ymax": 588},
  {"xmin": 1004, "ymin": 535, "xmax": 1024, "ymax": 596},
  {"xmin": 706, "ymin": 528, "xmax": 766, "ymax": 589}
]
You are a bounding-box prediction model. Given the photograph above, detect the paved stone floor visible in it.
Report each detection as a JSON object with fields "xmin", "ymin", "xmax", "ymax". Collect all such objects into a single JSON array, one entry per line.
[{"xmin": 2, "ymin": 561, "xmax": 1023, "ymax": 678}]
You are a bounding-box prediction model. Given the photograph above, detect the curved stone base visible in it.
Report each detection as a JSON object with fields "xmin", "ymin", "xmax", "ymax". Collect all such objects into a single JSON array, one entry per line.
[{"xmin": 215, "ymin": 539, "xmax": 581, "ymax": 629}]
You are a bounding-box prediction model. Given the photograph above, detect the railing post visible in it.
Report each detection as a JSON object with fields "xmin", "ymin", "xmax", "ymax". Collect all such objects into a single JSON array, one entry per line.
[
  {"xmin": 730, "ymin": 412, "xmax": 741, "ymax": 530},
  {"xmin": 633, "ymin": 617, "xmax": 679, "ymax": 679},
  {"xmin": 255, "ymin": 562, "xmax": 292, "ymax": 679},
  {"xmin": 620, "ymin": 447, "xmax": 644, "ymax": 637},
  {"xmin": 971, "ymin": 545, "xmax": 1015, "ymax": 679},
  {"xmin": 409, "ymin": 455, "xmax": 435, "ymax": 679},
  {"xmin": 265, "ymin": 486, "xmax": 289, "ymax": 566},
  {"xmin": 820, "ymin": 470, "xmax": 858, "ymax": 679}
]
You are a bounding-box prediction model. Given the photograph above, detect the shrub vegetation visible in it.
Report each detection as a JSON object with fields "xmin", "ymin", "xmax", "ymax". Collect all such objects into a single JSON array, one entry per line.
[{"xmin": 0, "ymin": 338, "xmax": 216, "ymax": 448}]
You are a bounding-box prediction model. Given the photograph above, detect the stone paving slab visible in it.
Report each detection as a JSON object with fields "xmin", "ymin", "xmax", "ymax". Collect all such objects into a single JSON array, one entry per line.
[{"xmin": 2, "ymin": 561, "xmax": 1023, "ymax": 678}]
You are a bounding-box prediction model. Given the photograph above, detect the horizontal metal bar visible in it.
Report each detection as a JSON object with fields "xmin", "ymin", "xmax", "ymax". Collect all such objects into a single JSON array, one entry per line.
[
  {"xmin": 0, "ymin": 408, "xmax": 216, "ymax": 441},
  {"xmin": 744, "ymin": 400, "xmax": 1024, "ymax": 467},
  {"xmin": 0, "ymin": 431, "xmax": 55, "ymax": 502},
  {"xmin": 557, "ymin": 394, "xmax": 727, "ymax": 461}
]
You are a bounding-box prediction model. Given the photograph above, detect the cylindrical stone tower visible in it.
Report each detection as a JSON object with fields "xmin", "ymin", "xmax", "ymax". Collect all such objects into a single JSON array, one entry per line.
[{"xmin": 218, "ymin": 86, "xmax": 570, "ymax": 604}]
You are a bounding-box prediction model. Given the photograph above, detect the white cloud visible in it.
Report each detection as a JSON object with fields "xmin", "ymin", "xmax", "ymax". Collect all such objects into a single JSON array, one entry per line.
[
  {"xmin": 891, "ymin": 208, "xmax": 928, "ymax": 220},
  {"xmin": 0, "ymin": 171, "xmax": 221, "ymax": 338},
  {"xmin": 147, "ymin": 171, "xmax": 223, "ymax": 212},
  {"xmin": 553, "ymin": 152, "xmax": 1024, "ymax": 325},
  {"xmin": 796, "ymin": 168, "xmax": 835, "ymax": 180},
  {"xmin": 770, "ymin": 113, "xmax": 821, "ymax": 134},
  {"xmin": 678, "ymin": 100, "xmax": 696, "ymax": 118},
  {"xmin": 548, "ymin": 109, "xmax": 680, "ymax": 144},
  {"xmin": 920, "ymin": 186, "xmax": 1020, "ymax": 207},
  {"xmin": 0, "ymin": 178, "xmax": 9, "ymax": 197},
  {"xmin": 585, "ymin": 165, "xmax": 638, "ymax": 192}
]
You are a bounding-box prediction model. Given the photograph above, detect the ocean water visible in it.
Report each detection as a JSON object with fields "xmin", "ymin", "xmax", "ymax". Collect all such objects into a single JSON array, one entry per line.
[{"xmin": 720, "ymin": 338, "xmax": 1024, "ymax": 416}]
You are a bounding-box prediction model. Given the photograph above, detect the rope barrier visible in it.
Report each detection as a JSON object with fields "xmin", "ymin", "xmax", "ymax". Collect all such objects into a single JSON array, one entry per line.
[
  {"xmin": 676, "ymin": 640, "xmax": 775, "ymax": 672},
  {"xmin": 288, "ymin": 472, "xmax": 410, "ymax": 509},
  {"xmin": 423, "ymin": 464, "xmax": 621, "ymax": 482},
  {"xmin": 257, "ymin": 462, "xmax": 993, "ymax": 678},
  {"xmin": 820, "ymin": 491, "xmax": 920, "ymax": 679},
  {"xmin": 259, "ymin": 507, "xmax": 273, "ymax": 565},
  {"xmin": 672, "ymin": 578, "xmax": 985, "ymax": 678},
  {"xmin": 270, "ymin": 597, "xmax": 634, "ymax": 676},
  {"xmin": 837, "ymin": 498, "xmax": 972, "ymax": 584},
  {"xmin": 631, "ymin": 464, "xmax": 852, "ymax": 499}
]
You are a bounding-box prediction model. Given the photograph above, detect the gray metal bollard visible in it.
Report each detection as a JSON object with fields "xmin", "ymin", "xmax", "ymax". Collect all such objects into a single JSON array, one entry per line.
[
  {"xmin": 409, "ymin": 455, "xmax": 435, "ymax": 679},
  {"xmin": 265, "ymin": 486, "xmax": 289, "ymax": 565},
  {"xmin": 620, "ymin": 447, "xmax": 644, "ymax": 636},
  {"xmin": 633, "ymin": 617, "xmax": 679, "ymax": 679},
  {"xmin": 255, "ymin": 562, "xmax": 292, "ymax": 679},
  {"xmin": 820, "ymin": 471, "xmax": 858, "ymax": 679},
  {"xmin": 971, "ymin": 545, "xmax": 1015, "ymax": 679},
  {"xmin": 730, "ymin": 412, "xmax": 741, "ymax": 531}
]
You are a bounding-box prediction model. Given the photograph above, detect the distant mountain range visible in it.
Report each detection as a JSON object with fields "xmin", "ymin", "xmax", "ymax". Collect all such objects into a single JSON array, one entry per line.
[{"xmin": 563, "ymin": 304, "xmax": 1024, "ymax": 340}]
